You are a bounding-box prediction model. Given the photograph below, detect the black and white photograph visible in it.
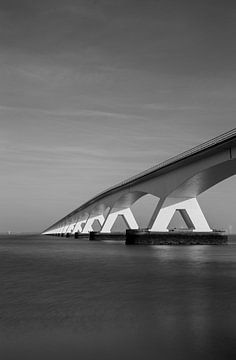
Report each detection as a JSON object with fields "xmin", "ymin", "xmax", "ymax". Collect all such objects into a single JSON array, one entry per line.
[{"xmin": 0, "ymin": 1, "xmax": 236, "ymax": 359}]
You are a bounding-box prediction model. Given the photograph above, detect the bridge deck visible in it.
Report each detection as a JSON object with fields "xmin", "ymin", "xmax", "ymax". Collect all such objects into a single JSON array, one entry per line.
[{"xmin": 101, "ymin": 128, "xmax": 236, "ymax": 194}]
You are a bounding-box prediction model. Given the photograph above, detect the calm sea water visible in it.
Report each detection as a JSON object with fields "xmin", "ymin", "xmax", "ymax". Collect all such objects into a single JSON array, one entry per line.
[{"xmin": 0, "ymin": 235, "xmax": 236, "ymax": 360}]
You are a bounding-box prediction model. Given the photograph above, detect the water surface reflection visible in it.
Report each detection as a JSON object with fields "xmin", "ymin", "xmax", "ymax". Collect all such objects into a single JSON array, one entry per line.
[{"xmin": 0, "ymin": 236, "xmax": 235, "ymax": 359}]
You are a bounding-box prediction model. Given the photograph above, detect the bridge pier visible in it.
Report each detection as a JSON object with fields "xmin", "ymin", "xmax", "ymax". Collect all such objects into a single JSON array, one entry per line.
[
  {"xmin": 82, "ymin": 214, "xmax": 105, "ymax": 234},
  {"xmin": 72, "ymin": 219, "xmax": 88, "ymax": 234},
  {"xmin": 101, "ymin": 208, "xmax": 139, "ymax": 233},
  {"xmin": 126, "ymin": 229, "xmax": 227, "ymax": 245},
  {"xmin": 65, "ymin": 222, "xmax": 76, "ymax": 236},
  {"xmin": 149, "ymin": 197, "xmax": 212, "ymax": 232},
  {"xmin": 60, "ymin": 224, "xmax": 68, "ymax": 236}
]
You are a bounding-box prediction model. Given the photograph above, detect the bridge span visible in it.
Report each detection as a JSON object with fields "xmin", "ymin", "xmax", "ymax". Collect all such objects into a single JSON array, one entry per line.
[{"xmin": 42, "ymin": 128, "xmax": 236, "ymax": 236}]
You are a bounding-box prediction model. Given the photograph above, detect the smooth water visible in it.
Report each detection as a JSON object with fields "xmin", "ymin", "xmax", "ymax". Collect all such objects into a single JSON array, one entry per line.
[{"xmin": 0, "ymin": 235, "xmax": 236, "ymax": 360}]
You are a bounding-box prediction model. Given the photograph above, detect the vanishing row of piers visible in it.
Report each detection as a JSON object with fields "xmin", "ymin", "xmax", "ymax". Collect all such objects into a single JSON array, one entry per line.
[
  {"xmin": 43, "ymin": 198, "xmax": 211, "ymax": 235},
  {"xmin": 46, "ymin": 228, "xmax": 228, "ymax": 245},
  {"xmin": 42, "ymin": 129, "xmax": 236, "ymax": 244}
]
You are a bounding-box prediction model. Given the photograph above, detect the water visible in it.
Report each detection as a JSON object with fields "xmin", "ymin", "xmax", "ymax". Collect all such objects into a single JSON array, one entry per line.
[{"xmin": 0, "ymin": 235, "xmax": 236, "ymax": 360}]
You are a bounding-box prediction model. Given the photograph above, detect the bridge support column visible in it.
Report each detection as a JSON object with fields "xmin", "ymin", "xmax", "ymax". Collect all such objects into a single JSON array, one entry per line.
[
  {"xmin": 82, "ymin": 214, "xmax": 105, "ymax": 234},
  {"xmin": 58, "ymin": 225, "xmax": 65, "ymax": 235},
  {"xmin": 60, "ymin": 224, "xmax": 68, "ymax": 235},
  {"xmin": 66, "ymin": 222, "xmax": 76, "ymax": 235},
  {"xmin": 64, "ymin": 223, "xmax": 72, "ymax": 235},
  {"xmin": 101, "ymin": 208, "xmax": 139, "ymax": 233},
  {"xmin": 149, "ymin": 197, "xmax": 212, "ymax": 232},
  {"xmin": 72, "ymin": 219, "xmax": 88, "ymax": 234}
]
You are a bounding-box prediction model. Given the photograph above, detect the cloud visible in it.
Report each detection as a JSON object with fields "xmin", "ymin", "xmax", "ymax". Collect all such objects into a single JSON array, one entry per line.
[
  {"xmin": 0, "ymin": 0, "xmax": 236, "ymax": 232},
  {"xmin": 141, "ymin": 103, "xmax": 203, "ymax": 111}
]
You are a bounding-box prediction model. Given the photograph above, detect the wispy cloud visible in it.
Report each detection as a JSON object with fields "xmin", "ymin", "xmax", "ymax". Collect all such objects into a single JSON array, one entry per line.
[
  {"xmin": 0, "ymin": 0, "xmax": 236, "ymax": 232},
  {"xmin": 0, "ymin": 103, "xmax": 145, "ymax": 119},
  {"xmin": 142, "ymin": 103, "xmax": 203, "ymax": 111}
]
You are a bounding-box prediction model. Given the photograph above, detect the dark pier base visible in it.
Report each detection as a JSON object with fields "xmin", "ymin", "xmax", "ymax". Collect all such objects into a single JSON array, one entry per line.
[
  {"xmin": 126, "ymin": 229, "xmax": 228, "ymax": 245},
  {"xmin": 89, "ymin": 231, "xmax": 125, "ymax": 241},
  {"xmin": 74, "ymin": 232, "xmax": 89, "ymax": 240}
]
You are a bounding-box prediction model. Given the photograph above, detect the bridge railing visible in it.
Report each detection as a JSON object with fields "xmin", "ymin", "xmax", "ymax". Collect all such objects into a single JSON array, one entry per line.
[{"xmin": 96, "ymin": 128, "xmax": 236, "ymax": 196}]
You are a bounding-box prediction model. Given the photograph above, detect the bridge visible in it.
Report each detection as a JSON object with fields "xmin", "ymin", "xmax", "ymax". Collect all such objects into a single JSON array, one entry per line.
[{"xmin": 42, "ymin": 128, "xmax": 236, "ymax": 236}]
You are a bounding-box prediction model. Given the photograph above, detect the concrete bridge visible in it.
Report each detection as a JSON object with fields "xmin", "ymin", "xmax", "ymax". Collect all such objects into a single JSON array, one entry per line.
[{"xmin": 42, "ymin": 128, "xmax": 236, "ymax": 236}]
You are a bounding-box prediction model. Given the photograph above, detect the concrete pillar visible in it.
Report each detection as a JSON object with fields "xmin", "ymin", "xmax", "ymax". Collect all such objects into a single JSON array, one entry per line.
[
  {"xmin": 66, "ymin": 222, "xmax": 76, "ymax": 234},
  {"xmin": 63, "ymin": 224, "xmax": 71, "ymax": 235},
  {"xmin": 101, "ymin": 208, "xmax": 139, "ymax": 233},
  {"xmin": 73, "ymin": 219, "xmax": 88, "ymax": 233},
  {"xmin": 149, "ymin": 197, "xmax": 212, "ymax": 232},
  {"xmin": 58, "ymin": 226, "xmax": 64, "ymax": 234},
  {"xmin": 82, "ymin": 214, "xmax": 105, "ymax": 234},
  {"xmin": 60, "ymin": 224, "xmax": 68, "ymax": 235}
]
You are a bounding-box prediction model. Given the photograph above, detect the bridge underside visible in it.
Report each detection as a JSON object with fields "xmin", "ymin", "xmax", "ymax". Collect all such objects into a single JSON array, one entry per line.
[{"xmin": 42, "ymin": 131, "xmax": 236, "ymax": 236}]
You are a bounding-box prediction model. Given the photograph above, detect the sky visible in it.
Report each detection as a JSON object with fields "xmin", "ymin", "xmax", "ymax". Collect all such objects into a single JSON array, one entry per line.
[{"xmin": 0, "ymin": 0, "xmax": 235, "ymax": 233}]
